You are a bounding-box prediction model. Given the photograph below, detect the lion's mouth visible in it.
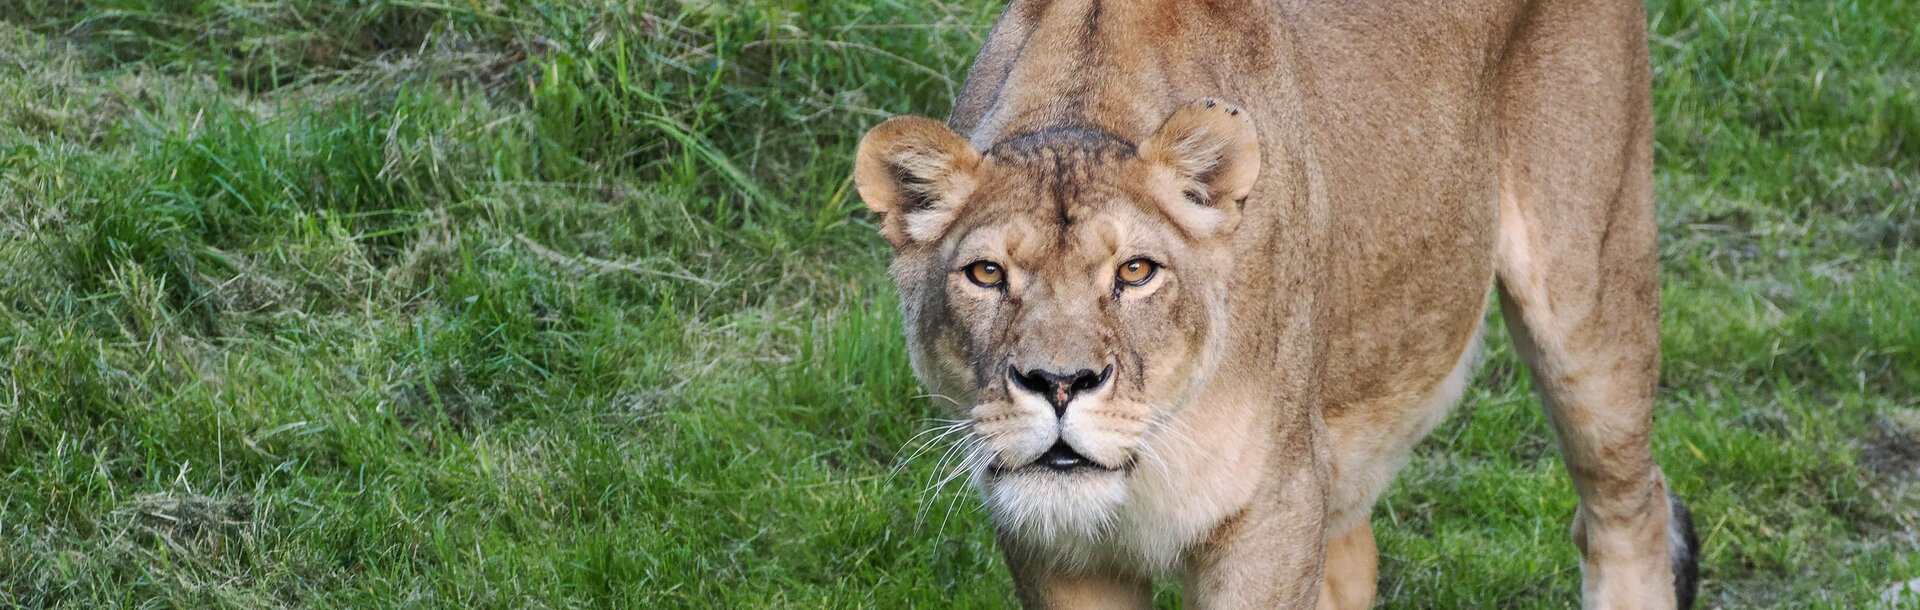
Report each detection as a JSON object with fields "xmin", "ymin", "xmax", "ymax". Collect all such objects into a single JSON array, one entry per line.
[
  {"xmin": 992, "ymin": 441, "xmax": 1128, "ymax": 475},
  {"xmin": 1037, "ymin": 441, "xmax": 1095, "ymax": 470}
]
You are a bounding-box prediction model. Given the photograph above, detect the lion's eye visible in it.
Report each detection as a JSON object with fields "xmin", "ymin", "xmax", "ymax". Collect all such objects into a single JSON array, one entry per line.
[
  {"xmin": 964, "ymin": 261, "xmax": 1006, "ymax": 288},
  {"xmin": 1116, "ymin": 258, "xmax": 1158, "ymax": 287}
]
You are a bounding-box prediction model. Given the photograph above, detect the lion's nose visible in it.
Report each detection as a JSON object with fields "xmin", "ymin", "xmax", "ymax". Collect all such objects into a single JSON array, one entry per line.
[{"xmin": 1009, "ymin": 365, "xmax": 1112, "ymax": 417}]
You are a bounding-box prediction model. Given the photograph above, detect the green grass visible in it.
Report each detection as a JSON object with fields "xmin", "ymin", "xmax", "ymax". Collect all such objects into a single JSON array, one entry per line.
[{"xmin": 0, "ymin": 0, "xmax": 1915, "ymax": 607}]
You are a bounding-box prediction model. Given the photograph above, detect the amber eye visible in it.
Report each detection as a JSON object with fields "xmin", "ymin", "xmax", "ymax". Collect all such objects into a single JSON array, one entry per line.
[
  {"xmin": 964, "ymin": 261, "xmax": 1006, "ymax": 288},
  {"xmin": 1117, "ymin": 258, "xmax": 1158, "ymax": 286}
]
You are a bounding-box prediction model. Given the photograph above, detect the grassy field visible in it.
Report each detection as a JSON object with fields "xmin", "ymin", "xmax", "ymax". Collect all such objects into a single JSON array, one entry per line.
[{"xmin": 1, "ymin": 0, "xmax": 1915, "ymax": 607}]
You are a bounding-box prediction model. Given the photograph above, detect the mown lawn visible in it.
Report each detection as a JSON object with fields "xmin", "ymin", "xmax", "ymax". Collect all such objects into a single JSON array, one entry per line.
[{"xmin": 1, "ymin": 1, "xmax": 1915, "ymax": 608}]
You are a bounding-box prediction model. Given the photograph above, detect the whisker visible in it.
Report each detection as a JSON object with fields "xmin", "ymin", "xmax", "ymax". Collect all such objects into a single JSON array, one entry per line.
[
  {"xmin": 887, "ymin": 423, "xmax": 971, "ymax": 493},
  {"xmin": 1151, "ymin": 414, "xmax": 1203, "ymax": 456},
  {"xmin": 923, "ymin": 434, "xmax": 972, "ymax": 488},
  {"xmin": 892, "ymin": 421, "xmax": 970, "ymax": 472},
  {"xmin": 928, "ymin": 431, "xmax": 994, "ymax": 494},
  {"xmin": 1140, "ymin": 442, "xmax": 1175, "ymax": 482},
  {"xmin": 937, "ymin": 446, "xmax": 989, "ymax": 538},
  {"xmin": 901, "ymin": 418, "xmax": 970, "ymax": 446},
  {"xmin": 916, "ymin": 432, "xmax": 983, "ymax": 525},
  {"xmin": 912, "ymin": 393, "xmax": 966, "ymax": 408},
  {"xmin": 931, "ymin": 447, "xmax": 983, "ymax": 491},
  {"xmin": 898, "ymin": 421, "xmax": 970, "ymax": 463}
]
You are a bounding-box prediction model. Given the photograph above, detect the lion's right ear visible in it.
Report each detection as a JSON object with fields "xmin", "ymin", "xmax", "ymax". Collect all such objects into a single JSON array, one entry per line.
[{"xmin": 854, "ymin": 117, "xmax": 984, "ymax": 248}]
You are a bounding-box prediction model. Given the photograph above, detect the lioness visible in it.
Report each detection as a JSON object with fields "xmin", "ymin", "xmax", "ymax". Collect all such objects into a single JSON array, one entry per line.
[{"xmin": 853, "ymin": 0, "xmax": 1699, "ymax": 607}]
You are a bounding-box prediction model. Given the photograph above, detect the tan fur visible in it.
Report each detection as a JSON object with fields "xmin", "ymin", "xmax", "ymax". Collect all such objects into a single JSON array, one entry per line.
[
  {"xmin": 854, "ymin": 0, "xmax": 1689, "ymax": 607},
  {"xmin": 1317, "ymin": 520, "xmax": 1378, "ymax": 610}
]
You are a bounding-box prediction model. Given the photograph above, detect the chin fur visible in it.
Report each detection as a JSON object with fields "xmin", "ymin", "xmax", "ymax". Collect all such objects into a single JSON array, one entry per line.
[{"xmin": 981, "ymin": 467, "xmax": 1129, "ymax": 570}]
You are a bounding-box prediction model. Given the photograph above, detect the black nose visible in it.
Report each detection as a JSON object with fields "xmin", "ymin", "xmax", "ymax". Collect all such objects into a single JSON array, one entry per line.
[{"xmin": 1009, "ymin": 365, "xmax": 1112, "ymax": 417}]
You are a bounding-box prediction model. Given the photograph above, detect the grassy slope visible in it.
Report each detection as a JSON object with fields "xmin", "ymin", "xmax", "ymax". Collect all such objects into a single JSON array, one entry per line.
[{"xmin": 0, "ymin": 0, "xmax": 1915, "ymax": 608}]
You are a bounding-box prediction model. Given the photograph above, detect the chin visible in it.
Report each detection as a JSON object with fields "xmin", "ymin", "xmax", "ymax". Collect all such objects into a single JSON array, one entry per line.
[{"xmin": 981, "ymin": 465, "xmax": 1129, "ymax": 553}]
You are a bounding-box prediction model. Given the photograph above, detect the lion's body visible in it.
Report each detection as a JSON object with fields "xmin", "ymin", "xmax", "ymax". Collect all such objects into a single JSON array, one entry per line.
[{"xmin": 855, "ymin": 0, "xmax": 1696, "ymax": 608}]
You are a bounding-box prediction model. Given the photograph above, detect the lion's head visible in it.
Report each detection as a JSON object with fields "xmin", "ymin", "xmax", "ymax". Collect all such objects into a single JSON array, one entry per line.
[{"xmin": 856, "ymin": 100, "xmax": 1262, "ymax": 545}]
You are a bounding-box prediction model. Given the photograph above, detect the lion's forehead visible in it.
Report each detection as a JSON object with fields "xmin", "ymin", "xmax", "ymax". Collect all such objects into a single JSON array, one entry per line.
[{"xmin": 947, "ymin": 202, "xmax": 1175, "ymax": 278}]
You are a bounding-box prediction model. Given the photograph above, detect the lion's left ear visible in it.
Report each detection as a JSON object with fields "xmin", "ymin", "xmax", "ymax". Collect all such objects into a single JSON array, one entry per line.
[{"xmin": 1140, "ymin": 98, "xmax": 1261, "ymax": 237}]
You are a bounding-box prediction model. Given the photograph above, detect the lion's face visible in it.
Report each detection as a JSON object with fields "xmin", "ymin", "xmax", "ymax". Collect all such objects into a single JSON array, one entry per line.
[{"xmin": 855, "ymin": 100, "xmax": 1261, "ymax": 543}]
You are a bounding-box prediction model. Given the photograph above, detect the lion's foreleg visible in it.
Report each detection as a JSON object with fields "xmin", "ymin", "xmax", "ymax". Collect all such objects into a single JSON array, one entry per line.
[
  {"xmin": 1181, "ymin": 421, "xmax": 1330, "ymax": 609},
  {"xmin": 998, "ymin": 542, "xmax": 1153, "ymax": 610},
  {"xmin": 1315, "ymin": 518, "xmax": 1378, "ymax": 610}
]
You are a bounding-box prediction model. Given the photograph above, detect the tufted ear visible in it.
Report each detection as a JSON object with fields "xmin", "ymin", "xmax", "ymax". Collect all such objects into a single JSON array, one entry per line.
[
  {"xmin": 1139, "ymin": 98, "xmax": 1261, "ymax": 237},
  {"xmin": 854, "ymin": 116, "xmax": 984, "ymax": 248}
]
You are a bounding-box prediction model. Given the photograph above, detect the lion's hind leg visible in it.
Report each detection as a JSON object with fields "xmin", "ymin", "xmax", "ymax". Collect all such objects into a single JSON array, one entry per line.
[
  {"xmin": 1493, "ymin": 1, "xmax": 1699, "ymax": 608},
  {"xmin": 1495, "ymin": 170, "xmax": 1699, "ymax": 610}
]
